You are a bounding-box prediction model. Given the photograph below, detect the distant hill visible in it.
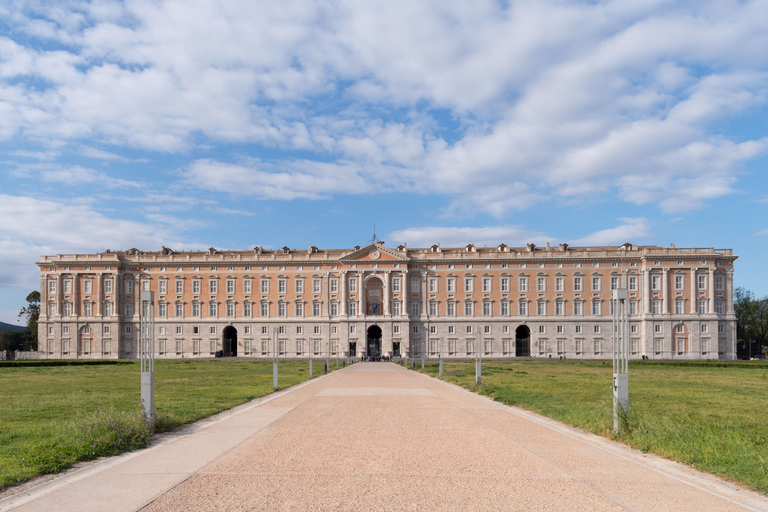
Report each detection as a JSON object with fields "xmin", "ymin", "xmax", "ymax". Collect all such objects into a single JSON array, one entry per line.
[{"xmin": 0, "ymin": 321, "xmax": 26, "ymax": 332}]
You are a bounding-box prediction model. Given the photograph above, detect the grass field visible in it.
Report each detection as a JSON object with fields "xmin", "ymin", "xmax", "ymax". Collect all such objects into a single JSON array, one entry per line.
[
  {"xmin": 0, "ymin": 358, "xmax": 341, "ymax": 490},
  {"xmin": 411, "ymin": 359, "xmax": 768, "ymax": 495}
]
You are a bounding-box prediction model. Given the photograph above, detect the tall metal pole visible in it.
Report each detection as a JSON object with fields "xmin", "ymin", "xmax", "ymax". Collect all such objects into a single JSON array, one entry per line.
[
  {"xmin": 139, "ymin": 290, "xmax": 155, "ymax": 433},
  {"xmin": 309, "ymin": 339, "xmax": 313, "ymax": 377},
  {"xmin": 273, "ymin": 327, "xmax": 279, "ymax": 390},
  {"xmin": 475, "ymin": 328, "xmax": 482, "ymax": 385},
  {"xmin": 421, "ymin": 339, "xmax": 425, "ymax": 370},
  {"xmin": 439, "ymin": 336, "xmax": 443, "ymax": 377},
  {"xmin": 612, "ymin": 289, "xmax": 629, "ymax": 433}
]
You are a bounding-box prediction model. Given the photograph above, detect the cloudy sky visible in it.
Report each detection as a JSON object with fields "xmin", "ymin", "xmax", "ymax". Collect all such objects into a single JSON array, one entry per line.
[{"xmin": 1, "ymin": 0, "xmax": 767, "ymax": 323}]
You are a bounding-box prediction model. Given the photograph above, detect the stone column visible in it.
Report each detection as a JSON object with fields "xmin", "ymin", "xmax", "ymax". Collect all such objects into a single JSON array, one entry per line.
[
  {"xmin": 340, "ymin": 270, "xmax": 347, "ymax": 317},
  {"xmin": 643, "ymin": 269, "xmax": 650, "ymax": 314},
  {"xmin": 323, "ymin": 272, "xmax": 329, "ymax": 318},
  {"xmin": 708, "ymin": 267, "xmax": 715, "ymax": 314},
  {"xmin": 402, "ymin": 272, "xmax": 408, "ymax": 317},
  {"xmin": 358, "ymin": 271, "xmax": 365, "ymax": 316},
  {"xmin": 726, "ymin": 269, "xmax": 735, "ymax": 315},
  {"xmin": 73, "ymin": 272, "xmax": 79, "ymax": 317},
  {"xmin": 384, "ymin": 271, "xmax": 391, "ymax": 316},
  {"xmin": 662, "ymin": 268, "xmax": 669, "ymax": 315},
  {"xmin": 690, "ymin": 268, "xmax": 698, "ymax": 315},
  {"xmin": 421, "ymin": 271, "xmax": 428, "ymax": 316},
  {"xmin": 96, "ymin": 274, "xmax": 102, "ymax": 317}
]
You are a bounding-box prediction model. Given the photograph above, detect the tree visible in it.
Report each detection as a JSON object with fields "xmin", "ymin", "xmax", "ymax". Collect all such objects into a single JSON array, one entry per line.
[
  {"xmin": 0, "ymin": 330, "xmax": 27, "ymax": 359},
  {"xmin": 734, "ymin": 287, "xmax": 768, "ymax": 359},
  {"xmin": 18, "ymin": 291, "xmax": 40, "ymax": 351}
]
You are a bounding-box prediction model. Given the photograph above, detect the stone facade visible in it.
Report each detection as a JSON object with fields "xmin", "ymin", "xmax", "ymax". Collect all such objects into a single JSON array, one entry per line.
[{"xmin": 36, "ymin": 242, "xmax": 738, "ymax": 360}]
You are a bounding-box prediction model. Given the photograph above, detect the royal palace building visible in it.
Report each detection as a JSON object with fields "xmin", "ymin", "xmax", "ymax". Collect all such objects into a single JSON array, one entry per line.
[{"xmin": 37, "ymin": 242, "xmax": 737, "ymax": 360}]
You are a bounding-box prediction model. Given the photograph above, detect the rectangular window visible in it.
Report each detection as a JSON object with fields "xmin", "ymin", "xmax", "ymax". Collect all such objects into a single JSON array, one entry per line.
[
  {"xmin": 278, "ymin": 303, "xmax": 286, "ymax": 316},
  {"xmin": 555, "ymin": 277, "xmax": 564, "ymax": 292},
  {"xmin": 592, "ymin": 301, "xmax": 600, "ymax": 315},
  {"xmin": 331, "ymin": 303, "xmax": 339, "ymax": 316},
  {"xmin": 447, "ymin": 302, "xmax": 455, "ymax": 316},
  {"xmin": 393, "ymin": 325, "xmax": 399, "ymax": 334},
  {"xmin": 226, "ymin": 280, "xmax": 235, "ymax": 294},
  {"xmin": 718, "ymin": 324, "xmax": 724, "ymax": 333},
  {"xmin": 278, "ymin": 279, "xmax": 286, "ymax": 294},
  {"xmin": 84, "ymin": 303, "xmax": 92, "ymax": 316},
  {"xmin": 411, "ymin": 277, "xmax": 420, "ymax": 293},
  {"xmin": 448, "ymin": 325, "xmax": 455, "ymax": 334},
  {"xmin": 557, "ymin": 325, "xmax": 563, "ymax": 334},
  {"xmin": 429, "ymin": 278, "xmax": 438, "ymax": 293},
  {"xmin": 64, "ymin": 280, "xmax": 72, "ymax": 294},
  {"xmin": 482, "ymin": 277, "xmax": 491, "ymax": 293},
  {"xmin": 124, "ymin": 280, "xmax": 132, "ymax": 294},
  {"xmin": 715, "ymin": 300, "xmax": 724, "ymax": 314},
  {"xmin": 464, "ymin": 302, "xmax": 473, "ymax": 316},
  {"xmin": 296, "ymin": 279, "xmax": 304, "ymax": 294},
  {"xmin": 519, "ymin": 277, "xmax": 528, "ymax": 292},
  {"xmin": 628, "ymin": 276, "xmax": 637, "ymax": 291},
  {"xmin": 574, "ymin": 301, "xmax": 582, "ymax": 315},
  {"xmin": 701, "ymin": 324, "xmax": 708, "ymax": 333},
  {"xmin": 176, "ymin": 303, "xmax": 183, "ymax": 317},
  {"xmin": 537, "ymin": 277, "xmax": 546, "ymax": 292},
  {"xmin": 482, "ymin": 302, "xmax": 491, "ymax": 316},
  {"xmin": 104, "ymin": 280, "xmax": 112, "ymax": 294},
  {"xmin": 412, "ymin": 301, "xmax": 420, "ymax": 316},
  {"xmin": 500, "ymin": 277, "xmax": 509, "ymax": 292},
  {"xmin": 715, "ymin": 275, "xmax": 724, "ymax": 291},
  {"xmin": 392, "ymin": 302, "xmax": 400, "ymax": 315},
  {"xmin": 575, "ymin": 325, "xmax": 582, "ymax": 334},
  {"xmin": 175, "ymin": 280, "xmax": 183, "ymax": 294},
  {"xmin": 193, "ymin": 303, "xmax": 201, "ymax": 316},
  {"xmin": 392, "ymin": 277, "xmax": 400, "ymax": 292},
  {"xmin": 412, "ymin": 326, "xmax": 419, "ymax": 334},
  {"xmin": 227, "ymin": 303, "xmax": 235, "ymax": 317},
  {"xmin": 698, "ymin": 275, "xmax": 706, "ymax": 290},
  {"xmin": 465, "ymin": 278, "xmax": 473, "ymax": 293},
  {"xmin": 209, "ymin": 302, "xmax": 217, "ymax": 316},
  {"xmin": 84, "ymin": 280, "xmax": 92, "ymax": 294},
  {"xmin": 629, "ymin": 301, "xmax": 637, "ymax": 315},
  {"xmin": 313, "ymin": 279, "xmax": 321, "ymax": 294},
  {"xmin": 349, "ymin": 302, "xmax": 357, "ymax": 316},
  {"xmin": 159, "ymin": 280, "xmax": 167, "ymax": 294},
  {"xmin": 447, "ymin": 278, "xmax": 456, "ymax": 293},
  {"xmin": 651, "ymin": 275, "xmax": 660, "ymax": 291},
  {"xmin": 539, "ymin": 325, "xmax": 545, "ymax": 333},
  {"xmin": 466, "ymin": 325, "xmax": 473, "ymax": 334},
  {"xmin": 519, "ymin": 301, "xmax": 527, "ymax": 315},
  {"xmin": 501, "ymin": 301, "xmax": 509, "ymax": 315},
  {"xmin": 652, "ymin": 301, "xmax": 661, "ymax": 315},
  {"xmin": 261, "ymin": 279, "xmax": 269, "ymax": 294},
  {"xmin": 610, "ymin": 276, "xmax": 619, "ymax": 291},
  {"xmin": 654, "ymin": 324, "xmax": 662, "ymax": 333},
  {"xmin": 330, "ymin": 279, "xmax": 338, "ymax": 293},
  {"xmin": 698, "ymin": 300, "xmax": 707, "ymax": 315},
  {"xmin": 555, "ymin": 301, "xmax": 564, "ymax": 315},
  {"xmin": 191, "ymin": 280, "xmax": 200, "ymax": 294},
  {"xmin": 244, "ymin": 280, "xmax": 252, "ymax": 294},
  {"xmin": 313, "ymin": 302, "xmax": 321, "ymax": 316},
  {"xmin": 123, "ymin": 303, "xmax": 131, "ymax": 317},
  {"xmin": 574, "ymin": 277, "xmax": 582, "ymax": 292},
  {"xmin": 592, "ymin": 276, "xmax": 601, "ymax": 292},
  {"xmin": 594, "ymin": 325, "xmax": 601, "ymax": 334},
  {"xmin": 537, "ymin": 302, "xmax": 545, "ymax": 315},
  {"xmin": 675, "ymin": 275, "xmax": 684, "ymax": 290},
  {"xmin": 295, "ymin": 302, "xmax": 304, "ymax": 316},
  {"xmin": 675, "ymin": 300, "xmax": 684, "ymax": 314},
  {"xmin": 48, "ymin": 280, "xmax": 56, "ymax": 295},
  {"xmin": 350, "ymin": 277, "xmax": 357, "ymax": 293},
  {"xmin": 429, "ymin": 302, "xmax": 438, "ymax": 316}
]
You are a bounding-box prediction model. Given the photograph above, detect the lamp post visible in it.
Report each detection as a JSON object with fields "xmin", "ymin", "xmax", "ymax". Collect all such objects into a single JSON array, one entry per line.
[
  {"xmin": 421, "ymin": 339, "xmax": 425, "ymax": 370},
  {"xmin": 475, "ymin": 328, "xmax": 481, "ymax": 385},
  {"xmin": 612, "ymin": 289, "xmax": 629, "ymax": 433},
  {"xmin": 439, "ymin": 336, "xmax": 443, "ymax": 377},
  {"xmin": 309, "ymin": 339, "xmax": 313, "ymax": 377},
  {"xmin": 273, "ymin": 327, "xmax": 279, "ymax": 390},
  {"xmin": 139, "ymin": 290, "xmax": 155, "ymax": 433}
]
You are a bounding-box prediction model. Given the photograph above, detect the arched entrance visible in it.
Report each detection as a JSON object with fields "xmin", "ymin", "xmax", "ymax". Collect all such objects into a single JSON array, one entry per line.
[
  {"xmin": 222, "ymin": 326, "xmax": 237, "ymax": 357},
  {"xmin": 515, "ymin": 325, "xmax": 530, "ymax": 357},
  {"xmin": 365, "ymin": 276, "xmax": 384, "ymax": 315},
  {"xmin": 367, "ymin": 325, "xmax": 382, "ymax": 358}
]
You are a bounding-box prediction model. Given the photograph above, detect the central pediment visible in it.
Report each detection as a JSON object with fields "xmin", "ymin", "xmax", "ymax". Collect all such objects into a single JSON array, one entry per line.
[{"xmin": 339, "ymin": 243, "xmax": 407, "ymax": 262}]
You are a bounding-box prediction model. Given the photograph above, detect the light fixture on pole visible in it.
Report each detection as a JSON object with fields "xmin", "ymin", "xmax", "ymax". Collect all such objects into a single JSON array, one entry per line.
[
  {"xmin": 439, "ymin": 336, "xmax": 443, "ymax": 377},
  {"xmin": 475, "ymin": 328, "xmax": 481, "ymax": 385},
  {"xmin": 139, "ymin": 290, "xmax": 155, "ymax": 433},
  {"xmin": 612, "ymin": 288, "xmax": 629, "ymax": 433},
  {"xmin": 273, "ymin": 327, "xmax": 279, "ymax": 390}
]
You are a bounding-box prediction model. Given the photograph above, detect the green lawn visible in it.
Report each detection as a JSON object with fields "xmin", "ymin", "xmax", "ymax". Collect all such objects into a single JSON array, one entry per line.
[
  {"xmin": 0, "ymin": 359, "xmax": 340, "ymax": 490},
  {"xmin": 412, "ymin": 359, "xmax": 768, "ymax": 495}
]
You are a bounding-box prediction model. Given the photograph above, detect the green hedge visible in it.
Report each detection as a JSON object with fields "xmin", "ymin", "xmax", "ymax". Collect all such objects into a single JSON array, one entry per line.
[
  {"xmin": 0, "ymin": 360, "xmax": 135, "ymax": 368},
  {"xmin": 631, "ymin": 360, "xmax": 768, "ymax": 369}
]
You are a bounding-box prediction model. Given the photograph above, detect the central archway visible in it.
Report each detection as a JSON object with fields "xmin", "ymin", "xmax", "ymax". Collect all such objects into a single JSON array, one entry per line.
[
  {"xmin": 515, "ymin": 325, "xmax": 530, "ymax": 357},
  {"xmin": 367, "ymin": 325, "xmax": 382, "ymax": 358},
  {"xmin": 222, "ymin": 326, "xmax": 237, "ymax": 357}
]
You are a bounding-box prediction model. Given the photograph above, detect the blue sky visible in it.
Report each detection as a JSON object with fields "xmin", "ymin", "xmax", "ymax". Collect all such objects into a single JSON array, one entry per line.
[{"xmin": 1, "ymin": 0, "xmax": 767, "ymax": 324}]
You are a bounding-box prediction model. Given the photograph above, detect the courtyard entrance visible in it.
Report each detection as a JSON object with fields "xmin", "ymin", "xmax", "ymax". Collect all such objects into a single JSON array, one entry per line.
[
  {"xmin": 515, "ymin": 325, "xmax": 530, "ymax": 357},
  {"xmin": 367, "ymin": 325, "xmax": 382, "ymax": 358},
  {"xmin": 222, "ymin": 326, "xmax": 237, "ymax": 357}
]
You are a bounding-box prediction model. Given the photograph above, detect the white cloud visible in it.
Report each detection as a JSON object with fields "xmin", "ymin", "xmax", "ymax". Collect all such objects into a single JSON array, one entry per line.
[
  {"xmin": 568, "ymin": 218, "xmax": 652, "ymax": 246},
  {"xmin": 388, "ymin": 225, "xmax": 549, "ymax": 249}
]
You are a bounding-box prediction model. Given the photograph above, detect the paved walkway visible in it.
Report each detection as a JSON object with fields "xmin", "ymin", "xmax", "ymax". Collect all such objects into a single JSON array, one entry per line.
[{"xmin": 2, "ymin": 362, "xmax": 767, "ymax": 511}]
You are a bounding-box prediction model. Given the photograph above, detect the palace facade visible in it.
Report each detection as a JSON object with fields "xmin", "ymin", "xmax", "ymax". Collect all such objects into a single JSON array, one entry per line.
[{"xmin": 37, "ymin": 242, "xmax": 737, "ymax": 360}]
